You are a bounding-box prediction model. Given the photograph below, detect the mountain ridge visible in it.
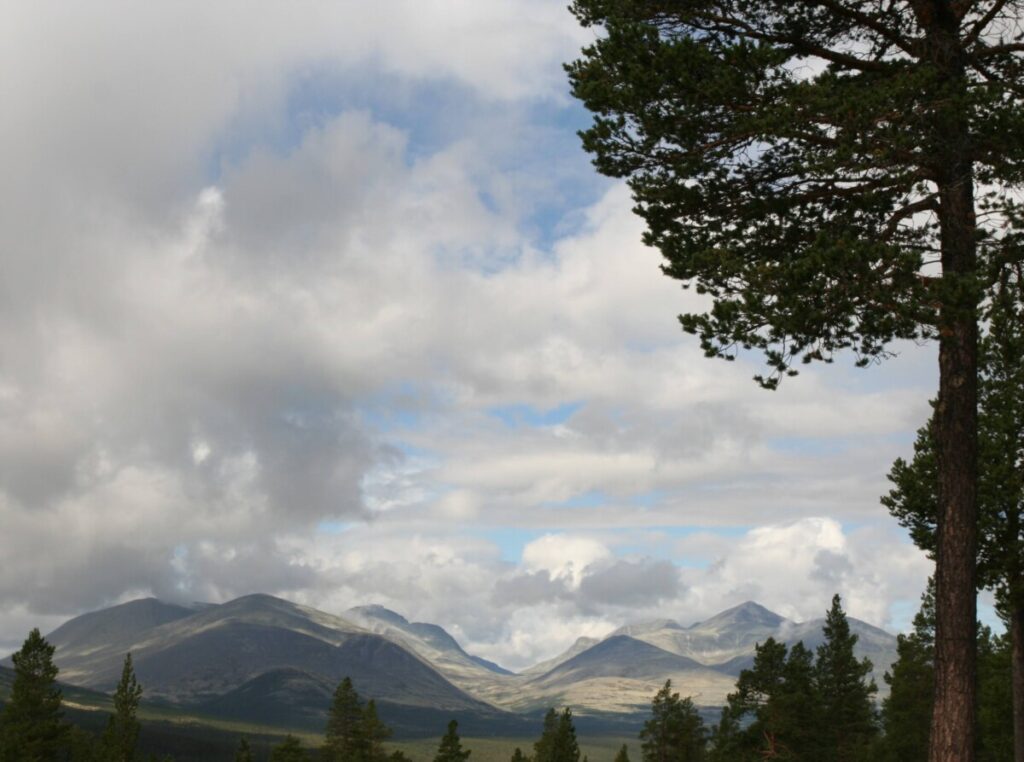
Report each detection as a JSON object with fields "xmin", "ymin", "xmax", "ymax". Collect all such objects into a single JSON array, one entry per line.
[{"xmin": 5, "ymin": 594, "xmax": 899, "ymax": 726}]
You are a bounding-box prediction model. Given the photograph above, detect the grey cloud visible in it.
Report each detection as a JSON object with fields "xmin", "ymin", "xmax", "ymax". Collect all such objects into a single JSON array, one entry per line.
[
  {"xmin": 492, "ymin": 571, "xmax": 570, "ymax": 607},
  {"xmin": 813, "ymin": 549, "xmax": 856, "ymax": 589},
  {"xmin": 577, "ymin": 559, "xmax": 680, "ymax": 610}
]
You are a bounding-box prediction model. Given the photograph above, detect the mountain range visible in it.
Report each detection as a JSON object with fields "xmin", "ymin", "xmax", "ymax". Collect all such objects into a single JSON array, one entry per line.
[{"xmin": 2, "ymin": 595, "xmax": 899, "ymax": 733}]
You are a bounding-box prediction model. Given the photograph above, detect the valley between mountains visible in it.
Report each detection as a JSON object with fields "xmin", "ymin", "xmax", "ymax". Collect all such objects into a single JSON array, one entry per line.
[{"xmin": 1, "ymin": 594, "xmax": 898, "ymax": 735}]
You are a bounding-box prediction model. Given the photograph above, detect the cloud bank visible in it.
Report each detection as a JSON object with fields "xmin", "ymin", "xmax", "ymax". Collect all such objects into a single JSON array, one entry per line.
[{"xmin": 0, "ymin": 3, "xmax": 937, "ymax": 662}]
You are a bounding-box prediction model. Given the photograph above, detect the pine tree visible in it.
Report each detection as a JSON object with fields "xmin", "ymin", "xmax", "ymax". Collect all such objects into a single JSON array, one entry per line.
[
  {"xmin": 814, "ymin": 595, "xmax": 878, "ymax": 761},
  {"xmin": 533, "ymin": 708, "xmax": 579, "ymax": 762},
  {"xmin": 879, "ymin": 584, "xmax": 935, "ymax": 762},
  {"xmin": 100, "ymin": 653, "xmax": 143, "ymax": 762},
  {"xmin": 433, "ymin": 720, "xmax": 471, "ymax": 762},
  {"xmin": 639, "ymin": 680, "xmax": 706, "ymax": 762},
  {"xmin": 715, "ymin": 637, "xmax": 805, "ymax": 760},
  {"xmin": 770, "ymin": 641, "xmax": 820, "ymax": 759},
  {"xmin": 234, "ymin": 737, "xmax": 254, "ymax": 762},
  {"xmin": 270, "ymin": 734, "xmax": 307, "ymax": 761},
  {"xmin": 360, "ymin": 699, "xmax": 392, "ymax": 762},
  {"xmin": 65, "ymin": 725, "xmax": 103, "ymax": 762},
  {"xmin": 706, "ymin": 705, "xmax": 744, "ymax": 762},
  {"xmin": 978, "ymin": 627, "xmax": 1014, "ymax": 762},
  {"xmin": 510, "ymin": 747, "xmax": 529, "ymax": 762},
  {"xmin": 885, "ymin": 280, "xmax": 1024, "ymax": 762},
  {"xmin": 0, "ymin": 628, "xmax": 67, "ymax": 760},
  {"xmin": 612, "ymin": 745, "xmax": 629, "ymax": 762},
  {"xmin": 567, "ymin": 5, "xmax": 1024, "ymax": 758},
  {"xmin": 324, "ymin": 677, "xmax": 364, "ymax": 761}
]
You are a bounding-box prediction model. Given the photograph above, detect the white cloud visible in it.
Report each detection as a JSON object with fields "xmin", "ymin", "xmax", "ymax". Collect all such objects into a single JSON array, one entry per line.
[
  {"xmin": 679, "ymin": 518, "xmax": 933, "ymax": 628},
  {"xmin": 522, "ymin": 534, "xmax": 613, "ymax": 587},
  {"xmin": 0, "ymin": 2, "xmax": 941, "ymax": 662}
]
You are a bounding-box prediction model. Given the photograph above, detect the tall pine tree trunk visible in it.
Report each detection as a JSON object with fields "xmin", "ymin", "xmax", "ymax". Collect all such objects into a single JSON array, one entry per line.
[
  {"xmin": 929, "ymin": 166, "xmax": 979, "ymax": 762},
  {"xmin": 926, "ymin": 5, "xmax": 981, "ymax": 754}
]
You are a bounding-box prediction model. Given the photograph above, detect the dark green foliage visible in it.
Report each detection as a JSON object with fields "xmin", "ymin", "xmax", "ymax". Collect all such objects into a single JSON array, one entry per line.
[
  {"xmin": 768, "ymin": 641, "xmax": 819, "ymax": 757},
  {"xmin": 712, "ymin": 596, "xmax": 875, "ymax": 760},
  {"xmin": 389, "ymin": 752, "xmax": 412, "ymax": 762},
  {"xmin": 878, "ymin": 587, "xmax": 1015, "ymax": 760},
  {"xmin": 567, "ymin": 5, "xmax": 1024, "ymax": 755},
  {"xmin": 234, "ymin": 736, "xmax": 253, "ymax": 762},
  {"xmin": 612, "ymin": 744, "xmax": 629, "ymax": 762},
  {"xmin": 360, "ymin": 699, "xmax": 391, "ymax": 762},
  {"xmin": 885, "ymin": 282, "xmax": 1024, "ymax": 607},
  {"xmin": 510, "ymin": 747, "xmax": 529, "ymax": 762},
  {"xmin": 639, "ymin": 680, "xmax": 705, "ymax": 762},
  {"xmin": 101, "ymin": 653, "xmax": 143, "ymax": 762},
  {"xmin": 65, "ymin": 726, "xmax": 103, "ymax": 762},
  {"xmin": 884, "ymin": 280, "xmax": 1024, "ymax": 758},
  {"xmin": 878, "ymin": 584, "xmax": 935, "ymax": 762},
  {"xmin": 322, "ymin": 677, "xmax": 393, "ymax": 762},
  {"xmin": 978, "ymin": 628, "xmax": 1014, "ymax": 762},
  {"xmin": 0, "ymin": 628, "xmax": 68, "ymax": 760},
  {"xmin": 324, "ymin": 677, "xmax": 365, "ymax": 761},
  {"xmin": 814, "ymin": 595, "xmax": 878, "ymax": 760},
  {"xmin": 567, "ymin": 0, "xmax": 1023, "ymax": 386},
  {"xmin": 712, "ymin": 638, "xmax": 814, "ymax": 760},
  {"xmin": 433, "ymin": 720, "xmax": 470, "ymax": 762},
  {"xmin": 270, "ymin": 734, "xmax": 307, "ymax": 761},
  {"xmin": 533, "ymin": 708, "xmax": 580, "ymax": 762}
]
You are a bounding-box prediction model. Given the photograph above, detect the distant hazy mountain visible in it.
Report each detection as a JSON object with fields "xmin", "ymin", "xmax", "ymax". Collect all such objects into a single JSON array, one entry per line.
[
  {"xmin": 525, "ymin": 636, "xmax": 596, "ymax": 674},
  {"xmin": 612, "ymin": 602, "xmax": 786, "ymax": 665},
  {"xmin": 9, "ymin": 595, "xmax": 898, "ymax": 730},
  {"xmin": 600, "ymin": 601, "xmax": 896, "ymax": 692},
  {"xmin": 347, "ymin": 605, "xmax": 512, "ymax": 677}
]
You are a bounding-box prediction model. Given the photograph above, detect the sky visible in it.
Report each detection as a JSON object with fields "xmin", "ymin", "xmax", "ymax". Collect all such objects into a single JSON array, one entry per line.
[{"xmin": 0, "ymin": 1, "xmax": 941, "ymax": 669}]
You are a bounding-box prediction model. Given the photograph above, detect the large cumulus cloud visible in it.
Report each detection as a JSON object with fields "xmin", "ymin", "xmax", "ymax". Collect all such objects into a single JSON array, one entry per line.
[{"xmin": 0, "ymin": 2, "xmax": 940, "ymax": 660}]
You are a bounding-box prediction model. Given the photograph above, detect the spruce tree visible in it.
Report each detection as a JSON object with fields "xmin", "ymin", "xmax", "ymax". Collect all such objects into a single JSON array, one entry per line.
[
  {"xmin": 879, "ymin": 584, "xmax": 935, "ymax": 762},
  {"xmin": 978, "ymin": 627, "xmax": 1014, "ymax": 762},
  {"xmin": 567, "ymin": 5, "xmax": 1024, "ymax": 758},
  {"xmin": 510, "ymin": 747, "xmax": 529, "ymax": 762},
  {"xmin": 0, "ymin": 628, "xmax": 67, "ymax": 760},
  {"xmin": 885, "ymin": 280, "xmax": 1024, "ymax": 762},
  {"xmin": 814, "ymin": 595, "xmax": 878, "ymax": 761},
  {"xmin": 533, "ymin": 708, "xmax": 580, "ymax": 762},
  {"xmin": 360, "ymin": 699, "xmax": 392, "ymax": 762},
  {"xmin": 771, "ymin": 642, "xmax": 820, "ymax": 759},
  {"xmin": 612, "ymin": 745, "xmax": 629, "ymax": 762},
  {"xmin": 433, "ymin": 720, "xmax": 471, "ymax": 762},
  {"xmin": 324, "ymin": 677, "xmax": 364, "ymax": 761},
  {"xmin": 639, "ymin": 680, "xmax": 706, "ymax": 762},
  {"xmin": 270, "ymin": 734, "xmax": 307, "ymax": 761},
  {"xmin": 101, "ymin": 653, "xmax": 143, "ymax": 762},
  {"xmin": 234, "ymin": 737, "xmax": 254, "ymax": 762},
  {"xmin": 715, "ymin": 637, "xmax": 810, "ymax": 760}
]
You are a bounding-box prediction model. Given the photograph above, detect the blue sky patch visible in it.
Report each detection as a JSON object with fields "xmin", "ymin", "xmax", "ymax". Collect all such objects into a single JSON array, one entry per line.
[{"xmin": 488, "ymin": 401, "xmax": 582, "ymax": 428}]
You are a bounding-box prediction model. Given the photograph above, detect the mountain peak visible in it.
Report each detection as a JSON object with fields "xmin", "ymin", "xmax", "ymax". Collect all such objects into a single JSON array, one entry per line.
[
  {"xmin": 346, "ymin": 604, "xmax": 410, "ymax": 627},
  {"xmin": 691, "ymin": 601, "xmax": 786, "ymax": 630},
  {"xmin": 612, "ymin": 618, "xmax": 684, "ymax": 638},
  {"xmin": 41, "ymin": 597, "xmax": 194, "ymax": 653}
]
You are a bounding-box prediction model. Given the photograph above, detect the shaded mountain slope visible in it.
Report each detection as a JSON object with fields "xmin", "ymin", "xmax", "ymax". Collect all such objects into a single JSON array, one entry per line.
[
  {"xmin": 345, "ymin": 604, "xmax": 515, "ymax": 701},
  {"xmin": 531, "ymin": 636, "xmax": 706, "ymax": 685},
  {"xmin": 35, "ymin": 594, "xmax": 494, "ymax": 715},
  {"xmin": 519, "ymin": 636, "xmax": 600, "ymax": 678}
]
